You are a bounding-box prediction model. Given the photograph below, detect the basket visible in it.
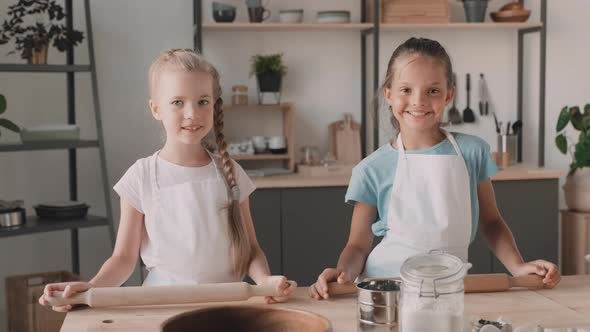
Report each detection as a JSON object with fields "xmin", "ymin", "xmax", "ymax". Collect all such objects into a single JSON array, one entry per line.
[
  {"xmin": 366, "ymin": 0, "xmax": 449, "ymax": 23},
  {"xmin": 6, "ymin": 271, "xmax": 79, "ymax": 332}
]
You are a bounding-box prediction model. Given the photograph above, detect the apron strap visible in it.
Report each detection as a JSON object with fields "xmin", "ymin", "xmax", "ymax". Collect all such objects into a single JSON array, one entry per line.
[{"xmin": 396, "ymin": 129, "xmax": 464, "ymax": 158}]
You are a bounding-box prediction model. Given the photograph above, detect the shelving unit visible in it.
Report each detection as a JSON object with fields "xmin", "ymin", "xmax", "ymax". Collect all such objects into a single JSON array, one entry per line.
[
  {"xmin": 225, "ymin": 103, "xmax": 295, "ymax": 172},
  {"xmin": 194, "ymin": 0, "xmax": 547, "ymax": 165},
  {"xmin": 0, "ymin": 0, "xmax": 115, "ymax": 275}
]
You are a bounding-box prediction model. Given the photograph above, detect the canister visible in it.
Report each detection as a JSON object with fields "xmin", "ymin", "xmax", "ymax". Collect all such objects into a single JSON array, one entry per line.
[{"xmin": 357, "ymin": 279, "xmax": 401, "ymax": 331}]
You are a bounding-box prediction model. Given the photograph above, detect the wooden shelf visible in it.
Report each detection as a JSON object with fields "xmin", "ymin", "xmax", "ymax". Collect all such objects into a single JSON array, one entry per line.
[
  {"xmin": 379, "ymin": 22, "xmax": 543, "ymax": 30},
  {"xmin": 0, "ymin": 215, "xmax": 109, "ymax": 238},
  {"xmin": 203, "ymin": 22, "xmax": 542, "ymax": 32},
  {"xmin": 232, "ymin": 154, "xmax": 290, "ymax": 161},
  {"xmin": 225, "ymin": 104, "xmax": 290, "ymax": 112},
  {"xmin": 203, "ymin": 23, "xmax": 373, "ymax": 31},
  {"xmin": 0, "ymin": 140, "xmax": 99, "ymax": 152},
  {"xmin": 0, "ymin": 64, "xmax": 92, "ymax": 72}
]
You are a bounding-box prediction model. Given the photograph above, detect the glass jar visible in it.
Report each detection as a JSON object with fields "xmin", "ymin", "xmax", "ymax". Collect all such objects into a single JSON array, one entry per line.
[
  {"xmin": 399, "ymin": 251, "xmax": 471, "ymax": 332},
  {"xmin": 231, "ymin": 85, "xmax": 248, "ymax": 106}
]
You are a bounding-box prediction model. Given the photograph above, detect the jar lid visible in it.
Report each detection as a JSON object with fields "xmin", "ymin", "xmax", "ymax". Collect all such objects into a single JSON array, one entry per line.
[{"xmin": 400, "ymin": 251, "xmax": 470, "ymax": 296}]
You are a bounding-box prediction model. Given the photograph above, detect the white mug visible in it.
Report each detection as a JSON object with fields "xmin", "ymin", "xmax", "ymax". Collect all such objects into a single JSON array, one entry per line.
[{"xmin": 268, "ymin": 136, "xmax": 286, "ymax": 149}]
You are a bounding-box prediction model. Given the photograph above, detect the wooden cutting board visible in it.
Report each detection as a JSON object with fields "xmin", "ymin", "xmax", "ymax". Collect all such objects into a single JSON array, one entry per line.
[{"xmin": 329, "ymin": 113, "xmax": 361, "ymax": 165}]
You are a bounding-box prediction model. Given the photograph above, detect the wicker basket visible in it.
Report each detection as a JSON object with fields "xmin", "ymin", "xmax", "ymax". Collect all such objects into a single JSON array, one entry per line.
[
  {"xmin": 366, "ymin": 0, "xmax": 450, "ymax": 23},
  {"xmin": 6, "ymin": 271, "xmax": 79, "ymax": 332}
]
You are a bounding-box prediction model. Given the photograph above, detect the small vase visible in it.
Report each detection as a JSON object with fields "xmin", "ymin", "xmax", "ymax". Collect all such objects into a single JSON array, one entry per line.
[
  {"xmin": 563, "ymin": 167, "xmax": 590, "ymax": 212},
  {"xmin": 463, "ymin": 0, "xmax": 488, "ymax": 23},
  {"xmin": 28, "ymin": 44, "xmax": 48, "ymax": 64}
]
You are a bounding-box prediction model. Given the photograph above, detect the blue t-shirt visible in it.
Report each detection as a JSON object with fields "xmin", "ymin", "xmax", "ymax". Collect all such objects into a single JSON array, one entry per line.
[{"xmin": 345, "ymin": 132, "xmax": 499, "ymax": 242}]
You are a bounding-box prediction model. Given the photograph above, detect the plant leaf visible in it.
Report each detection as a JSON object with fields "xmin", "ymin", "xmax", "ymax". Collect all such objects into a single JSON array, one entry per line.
[
  {"xmin": 584, "ymin": 103, "xmax": 590, "ymax": 116},
  {"xmin": 556, "ymin": 106, "xmax": 570, "ymax": 132},
  {"xmin": 555, "ymin": 133, "xmax": 567, "ymax": 154},
  {"xmin": 0, "ymin": 94, "xmax": 6, "ymax": 114},
  {"xmin": 570, "ymin": 106, "xmax": 584, "ymax": 131},
  {"xmin": 0, "ymin": 118, "xmax": 20, "ymax": 132}
]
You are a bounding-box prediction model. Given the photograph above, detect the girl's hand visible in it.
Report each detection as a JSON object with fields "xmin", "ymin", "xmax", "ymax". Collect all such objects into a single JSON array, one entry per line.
[
  {"xmin": 38, "ymin": 281, "xmax": 93, "ymax": 312},
  {"xmin": 309, "ymin": 268, "xmax": 352, "ymax": 300},
  {"xmin": 512, "ymin": 260, "xmax": 561, "ymax": 288},
  {"xmin": 260, "ymin": 275, "xmax": 296, "ymax": 304}
]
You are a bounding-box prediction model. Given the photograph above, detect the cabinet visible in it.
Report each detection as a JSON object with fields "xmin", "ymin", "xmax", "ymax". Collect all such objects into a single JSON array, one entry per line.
[{"xmin": 0, "ymin": 0, "xmax": 115, "ymax": 275}]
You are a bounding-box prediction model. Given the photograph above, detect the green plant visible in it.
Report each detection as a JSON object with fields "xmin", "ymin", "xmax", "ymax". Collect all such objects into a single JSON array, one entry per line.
[
  {"xmin": 0, "ymin": 0, "xmax": 84, "ymax": 60},
  {"xmin": 555, "ymin": 104, "xmax": 590, "ymax": 175},
  {"xmin": 250, "ymin": 53, "xmax": 287, "ymax": 77},
  {"xmin": 0, "ymin": 94, "xmax": 20, "ymax": 138}
]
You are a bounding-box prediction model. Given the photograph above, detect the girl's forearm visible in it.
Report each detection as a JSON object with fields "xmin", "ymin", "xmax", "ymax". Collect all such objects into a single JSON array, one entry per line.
[
  {"xmin": 336, "ymin": 244, "xmax": 370, "ymax": 280},
  {"xmin": 247, "ymin": 246, "xmax": 272, "ymax": 285},
  {"xmin": 480, "ymin": 218, "xmax": 525, "ymax": 274},
  {"xmin": 89, "ymin": 255, "xmax": 137, "ymax": 287}
]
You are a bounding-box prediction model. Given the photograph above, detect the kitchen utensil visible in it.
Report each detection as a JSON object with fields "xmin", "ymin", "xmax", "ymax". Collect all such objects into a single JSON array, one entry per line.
[
  {"xmin": 162, "ymin": 305, "xmax": 331, "ymax": 332},
  {"xmin": 0, "ymin": 207, "xmax": 25, "ymax": 228},
  {"xmin": 463, "ymin": 73, "xmax": 475, "ymax": 123},
  {"xmin": 212, "ymin": 7, "xmax": 236, "ymax": 23},
  {"xmin": 247, "ymin": 6, "xmax": 270, "ymax": 23},
  {"xmin": 268, "ymin": 136, "xmax": 287, "ymax": 154},
  {"xmin": 506, "ymin": 121, "xmax": 511, "ymax": 135},
  {"xmin": 512, "ymin": 120, "xmax": 523, "ymax": 135},
  {"xmin": 497, "ymin": 134, "xmax": 517, "ymax": 168},
  {"xmin": 326, "ymin": 273, "xmax": 546, "ymax": 296},
  {"xmin": 317, "ymin": 11, "xmax": 351, "ymax": 23},
  {"xmin": 478, "ymin": 73, "xmax": 489, "ymax": 116},
  {"xmin": 46, "ymin": 281, "xmax": 297, "ymax": 308},
  {"xmin": 279, "ymin": 9, "xmax": 304, "ymax": 23},
  {"xmin": 251, "ymin": 136, "xmax": 268, "ymax": 154},
  {"xmin": 34, "ymin": 201, "xmax": 89, "ymax": 220},
  {"xmin": 492, "ymin": 111, "xmax": 500, "ymax": 133},
  {"xmin": 329, "ymin": 113, "xmax": 361, "ymax": 164},
  {"xmin": 448, "ymin": 73, "xmax": 462, "ymax": 125},
  {"xmin": 300, "ymin": 146, "xmax": 321, "ymax": 166},
  {"xmin": 357, "ymin": 279, "xmax": 400, "ymax": 330}
]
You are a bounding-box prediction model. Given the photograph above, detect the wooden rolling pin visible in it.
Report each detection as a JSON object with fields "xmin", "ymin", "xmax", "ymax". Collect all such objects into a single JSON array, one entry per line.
[
  {"xmin": 327, "ymin": 273, "xmax": 545, "ymax": 296},
  {"xmin": 46, "ymin": 281, "xmax": 296, "ymax": 308}
]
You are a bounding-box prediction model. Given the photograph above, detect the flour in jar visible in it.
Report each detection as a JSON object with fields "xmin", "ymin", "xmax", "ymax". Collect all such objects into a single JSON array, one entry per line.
[{"xmin": 400, "ymin": 309, "xmax": 463, "ymax": 332}]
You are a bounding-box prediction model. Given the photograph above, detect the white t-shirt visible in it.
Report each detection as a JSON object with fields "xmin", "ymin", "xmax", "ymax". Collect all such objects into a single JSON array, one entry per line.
[{"xmin": 113, "ymin": 153, "xmax": 256, "ymax": 214}]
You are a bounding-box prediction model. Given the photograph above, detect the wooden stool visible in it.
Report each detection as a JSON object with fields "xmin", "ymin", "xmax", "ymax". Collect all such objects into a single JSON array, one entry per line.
[{"xmin": 561, "ymin": 210, "xmax": 590, "ymax": 275}]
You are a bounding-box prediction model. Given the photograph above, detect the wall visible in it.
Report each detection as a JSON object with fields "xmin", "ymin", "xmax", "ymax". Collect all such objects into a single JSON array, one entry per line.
[{"xmin": 0, "ymin": 0, "xmax": 588, "ymax": 329}]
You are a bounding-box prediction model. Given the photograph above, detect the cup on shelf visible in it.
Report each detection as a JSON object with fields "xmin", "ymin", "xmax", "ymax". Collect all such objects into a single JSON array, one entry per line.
[
  {"xmin": 268, "ymin": 136, "xmax": 287, "ymax": 154},
  {"xmin": 251, "ymin": 136, "xmax": 268, "ymax": 154}
]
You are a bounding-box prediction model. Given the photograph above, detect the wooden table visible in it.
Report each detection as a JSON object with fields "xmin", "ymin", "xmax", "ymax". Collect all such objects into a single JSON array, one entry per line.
[{"xmin": 61, "ymin": 275, "xmax": 590, "ymax": 332}]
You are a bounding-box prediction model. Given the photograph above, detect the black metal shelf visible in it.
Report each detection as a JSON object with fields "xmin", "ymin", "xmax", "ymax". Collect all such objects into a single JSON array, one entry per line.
[
  {"xmin": 0, "ymin": 215, "xmax": 109, "ymax": 238},
  {"xmin": 0, "ymin": 64, "xmax": 91, "ymax": 72},
  {"xmin": 0, "ymin": 140, "xmax": 100, "ymax": 152}
]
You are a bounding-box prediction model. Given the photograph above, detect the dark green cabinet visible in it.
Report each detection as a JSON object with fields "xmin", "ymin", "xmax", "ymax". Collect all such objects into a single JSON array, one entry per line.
[{"xmin": 249, "ymin": 179, "xmax": 559, "ymax": 285}]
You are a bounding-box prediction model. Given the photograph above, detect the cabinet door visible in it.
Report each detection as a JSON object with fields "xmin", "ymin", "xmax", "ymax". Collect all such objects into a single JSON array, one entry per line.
[
  {"xmin": 468, "ymin": 233, "xmax": 492, "ymax": 274},
  {"xmin": 281, "ymin": 187, "xmax": 353, "ymax": 286},
  {"xmin": 249, "ymin": 189, "xmax": 282, "ymax": 275},
  {"xmin": 491, "ymin": 179, "xmax": 559, "ymax": 273}
]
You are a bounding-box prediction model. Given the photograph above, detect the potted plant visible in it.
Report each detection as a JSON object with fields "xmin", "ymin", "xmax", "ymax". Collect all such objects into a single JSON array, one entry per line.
[
  {"xmin": 0, "ymin": 94, "xmax": 21, "ymax": 139},
  {"xmin": 555, "ymin": 104, "xmax": 590, "ymax": 212},
  {"xmin": 250, "ymin": 53, "xmax": 287, "ymax": 103},
  {"xmin": 0, "ymin": 0, "xmax": 84, "ymax": 64}
]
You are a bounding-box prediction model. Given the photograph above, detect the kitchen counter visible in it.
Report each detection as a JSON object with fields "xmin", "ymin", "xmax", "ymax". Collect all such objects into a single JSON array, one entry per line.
[
  {"xmin": 252, "ymin": 164, "xmax": 563, "ymax": 189},
  {"xmin": 61, "ymin": 275, "xmax": 590, "ymax": 331}
]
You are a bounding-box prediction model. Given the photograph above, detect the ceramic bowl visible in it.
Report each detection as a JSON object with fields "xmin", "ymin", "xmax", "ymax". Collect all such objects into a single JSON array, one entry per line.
[
  {"xmin": 279, "ymin": 9, "xmax": 304, "ymax": 23},
  {"xmin": 490, "ymin": 9, "xmax": 531, "ymax": 22},
  {"xmin": 213, "ymin": 8, "xmax": 236, "ymax": 23}
]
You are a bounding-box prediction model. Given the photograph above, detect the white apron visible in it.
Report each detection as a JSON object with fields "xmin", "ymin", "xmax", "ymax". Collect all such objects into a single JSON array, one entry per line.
[
  {"xmin": 363, "ymin": 130, "xmax": 472, "ymax": 278},
  {"xmin": 143, "ymin": 150, "xmax": 238, "ymax": 286}
]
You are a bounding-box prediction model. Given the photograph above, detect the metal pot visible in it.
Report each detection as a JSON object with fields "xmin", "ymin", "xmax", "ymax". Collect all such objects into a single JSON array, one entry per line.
[
  {"xmin": 357, "ymin": 279, "xmax": 401, "ymax": 331},
  {"xmin": 0, "ymin": 207, "xmax": 26, "ymax": 228}
]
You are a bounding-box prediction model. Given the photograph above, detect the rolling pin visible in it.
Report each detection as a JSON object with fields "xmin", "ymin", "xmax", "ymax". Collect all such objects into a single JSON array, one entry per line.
[
  {"xmin": 326, "ymin": 273, "xmax": 545, "ymax": 296},
  {"xmin": 45, "ymin": 281, "xmax": 296, "ymax": 308}
]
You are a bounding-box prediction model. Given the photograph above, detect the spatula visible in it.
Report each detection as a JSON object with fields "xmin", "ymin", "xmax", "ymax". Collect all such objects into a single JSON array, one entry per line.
[
  {"xmin": 463, "ymin": 73, "xmax": 475, "ymax": 123},
  {"xmin": 326, "ymin": 273, "xmax": 545, "ymax": 296},
  {"xmin": 448, "ymin": 73, "xmax": 462, "ymax": 125},
  {"xmin": 45, "ymin": 281, "xmax": 296, "ymax": 308}
]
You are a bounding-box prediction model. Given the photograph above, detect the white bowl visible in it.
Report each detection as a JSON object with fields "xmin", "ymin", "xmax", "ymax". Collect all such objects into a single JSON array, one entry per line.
[
  {"xmin": 317, "ymin": 11, "xmax": 350, "ymax": 23},
  {"xmin": 279, "ymin": 10, "xmax": 303, "ymax": 23}
]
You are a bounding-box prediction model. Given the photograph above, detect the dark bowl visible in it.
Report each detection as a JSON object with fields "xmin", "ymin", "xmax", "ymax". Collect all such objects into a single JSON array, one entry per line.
[
  {"xmin": 213, "ymin": 9, "xmax": 236, "ymax": 23},
  {"xmin": 161, "ymin": 305, "xmax": 331, "ymax": 332}
]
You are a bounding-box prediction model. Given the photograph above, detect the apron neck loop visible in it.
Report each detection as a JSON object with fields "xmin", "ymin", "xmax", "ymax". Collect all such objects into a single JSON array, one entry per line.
[{"xmin": 396, "ymin": 129, "xmax": 463, "ymax": 158}]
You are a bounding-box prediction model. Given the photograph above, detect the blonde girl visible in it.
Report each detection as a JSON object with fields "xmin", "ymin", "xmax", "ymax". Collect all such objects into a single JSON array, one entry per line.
[{"xmin": 40, "ymin": 49, "xmax": 294, "ymax": 311}]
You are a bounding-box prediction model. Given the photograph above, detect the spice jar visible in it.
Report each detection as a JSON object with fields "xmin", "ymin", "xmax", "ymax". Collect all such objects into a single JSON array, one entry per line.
[
  {"xmin": 399, "ymin": 251, "xmax": 471, "ymax": 332},
  {"xmin": 231, "ymin": 85, "xmax": 248, "ymax": 105}
]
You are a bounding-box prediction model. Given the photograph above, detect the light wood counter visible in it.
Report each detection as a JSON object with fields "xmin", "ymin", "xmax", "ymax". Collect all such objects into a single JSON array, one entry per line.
[
  {"xmin": 61, "ymin": 275, "xmax": 590, "ymax": 332},
  {"xmin": 251, "ymin": 164, "xmax": 564, "ymax": 189}
]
